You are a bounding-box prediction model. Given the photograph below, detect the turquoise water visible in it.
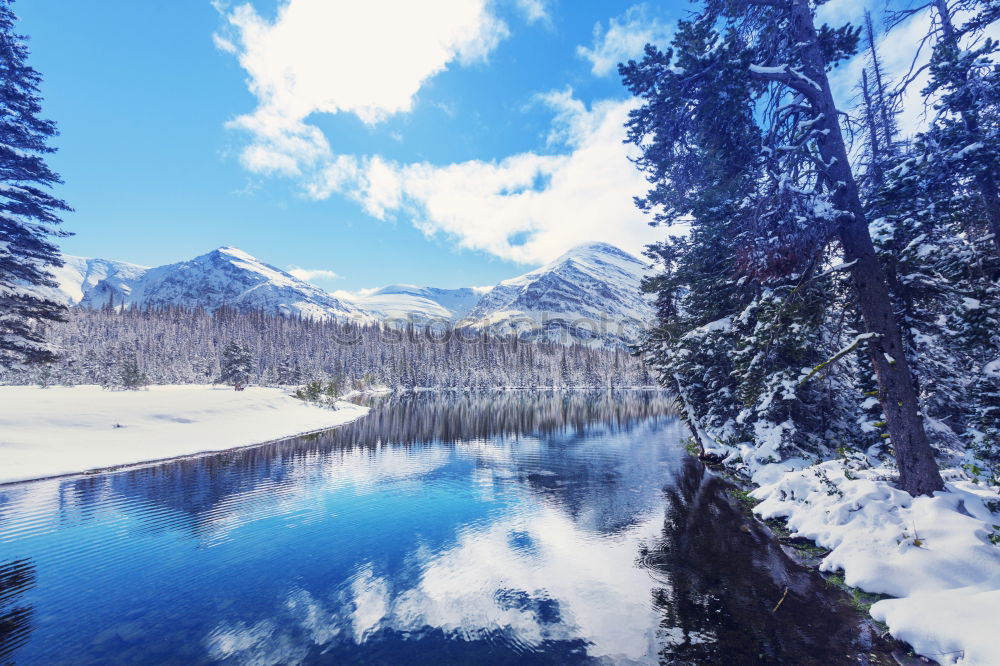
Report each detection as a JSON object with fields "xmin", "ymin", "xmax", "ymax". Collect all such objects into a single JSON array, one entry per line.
[{"xmin": 0, "ymin": 391, "xmax": 891, "ymax": 665}]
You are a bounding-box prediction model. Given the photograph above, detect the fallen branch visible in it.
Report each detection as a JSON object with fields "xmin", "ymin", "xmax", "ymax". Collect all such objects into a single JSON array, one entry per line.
[{"xmin": 772, "ymin": 586, "xmax": 790, "ymax": 613}]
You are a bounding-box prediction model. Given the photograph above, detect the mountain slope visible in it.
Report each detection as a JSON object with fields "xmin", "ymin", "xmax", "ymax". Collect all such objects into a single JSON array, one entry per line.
[
  {"xmin": 76, "ymin": 247, "xmax": 369, "ymax": 321},
  {"xmin": 464, "ymin": 242, "xmax": 653, "ymax": 345},
  {"xmin": 49, "ymin": 256, "xmax": 150, "ymax": 306},
  {"xmin": 341, "ymin": 284, "xmax": 491, "ymax": 323}
]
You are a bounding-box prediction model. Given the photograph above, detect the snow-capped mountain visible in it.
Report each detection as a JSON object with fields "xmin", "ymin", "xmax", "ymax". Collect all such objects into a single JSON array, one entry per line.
[
  {"xmin": 68, "ymin": 247, "xmax": 369, "ymax": 321},
  {"xmin": 56, "ymin": 242, "xmax": 653, "ymax": 345},
  {"xmin": 339, "ymin": 243, "xmax": 654, "ymax": 344},
  {"xmin": 463, "ymin": 242, "xmax": 654, "ymax": 345},
  {"xmin": 339, "ymin": 284, "xmax": 492, "ymax": 323}
]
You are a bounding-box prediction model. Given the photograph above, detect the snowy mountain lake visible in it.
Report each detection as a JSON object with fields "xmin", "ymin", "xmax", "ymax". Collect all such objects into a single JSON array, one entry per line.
[{"xmin": 0, "ymin": 391, "xmax": 899, "ymax": 665}]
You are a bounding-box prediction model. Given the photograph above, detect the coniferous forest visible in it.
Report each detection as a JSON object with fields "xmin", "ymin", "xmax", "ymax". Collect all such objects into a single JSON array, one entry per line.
[{"xmin": 0, "ymin": 306, "xmax": 654, "ymax": 390}]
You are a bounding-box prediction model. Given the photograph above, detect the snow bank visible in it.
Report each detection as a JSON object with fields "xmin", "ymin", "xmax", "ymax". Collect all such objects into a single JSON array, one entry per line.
[
  {"xmin": 752, "ymin": 460, "xmax": 1000, "ymax": 665},
  {"xmin": 0, "ymin": 385, "xmax": 369, "ymax": 484}
]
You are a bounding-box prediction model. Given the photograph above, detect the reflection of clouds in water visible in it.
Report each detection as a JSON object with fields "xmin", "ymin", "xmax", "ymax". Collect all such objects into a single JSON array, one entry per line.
[
  {"xmin": 321, "ymin": 444, "xmax": 453, "ymax": 487},
  {"xmin": 0, "ymin": 477, "xmax": 124, "ymax": 541},
  {"xmin": 205, "ymin": 618, "xmax": 308, "ymax": 666},
  {"xmin": 350, "ymin": 566, "xmax": 390, "ymax": 643},
  {"xmin": 207, "ymin": 587, "xmax": 353, "ymax": 664},
  {"xmin": 204, "ymin": 500, "xmax": 665, "ymax": 664},
  {"xmin": 454, "ymin": 436, "xmax": 523, "ymax": 465},
  {"xmin": 0, "ymin": 440, "xmax": 454, "ymax": 550},
  {"xmin": 200, "ymin": 417, "xmax": 681, "ymax": 664},
  {"xmin": 394, "ymin": 504, "xmax": 664, "ymax": 661},
  {"xmin": 0, "ymin": 479, "xmax": 64, "ymax": 540},
  {"xmin": 196, "ymin": 444, "xmax": 453, "ymax": 545}
]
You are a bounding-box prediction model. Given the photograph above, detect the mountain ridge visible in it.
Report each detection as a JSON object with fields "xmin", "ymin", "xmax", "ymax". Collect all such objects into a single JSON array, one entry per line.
[
  {"xmin": 62, "ymin": 246, "xmax": 368, "ymax": 321},
  {"xmin": 56, "ymin": 242, "xmax": 653, "ymax": 345}
]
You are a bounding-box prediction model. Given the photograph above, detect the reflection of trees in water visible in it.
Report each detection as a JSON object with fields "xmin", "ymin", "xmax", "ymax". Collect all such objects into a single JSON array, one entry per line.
[
  {"xmin": 0, "ymin": 558, "xmax": 35, "ymax": 664},
  {"xmin": 642, "ymin": 458, "xmax": 894, "ymax": 665},
  {"xmin": 497, "ymin": 418, "xmax": 686, "ymax": 536},
  {"xmin": 53, "ymin": 391, "xmax": 675, "ymax": 541},
  {"xmin": 341, "ymin": 390, "xmax": 675, "ymax": 445}
]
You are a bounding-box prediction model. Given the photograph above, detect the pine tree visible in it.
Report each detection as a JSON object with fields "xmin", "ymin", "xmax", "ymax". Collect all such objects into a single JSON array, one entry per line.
[
  {"xmin": 852, "ymin": 18, "xmax": 966, "ymax": 452},
  {"xmin": 0, "ymin": 0, "xmax": 72, "ymax": 368},
  {"xmin": 117, "ymin": 351, "xmax": 148, "ymax": 391},
  {"xmin": 622, "ymin": 0, "xmax": 945, "ymax": 494},
  {"xmin": 274, "ymin": 353, "xmax": 301, "ymax": 385},
  {"xmin": 922, "ymin": 0, "xmax": 1000, "ymax": 260},
  {"xmin": 219, "ymin": 341, "xmax": 252, "ymax": 391}
]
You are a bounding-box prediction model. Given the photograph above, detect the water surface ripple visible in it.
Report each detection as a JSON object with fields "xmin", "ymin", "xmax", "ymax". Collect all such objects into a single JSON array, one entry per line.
[{"xmin": 0, "ymin": 390, "xmax": 893, "ymax": 664}]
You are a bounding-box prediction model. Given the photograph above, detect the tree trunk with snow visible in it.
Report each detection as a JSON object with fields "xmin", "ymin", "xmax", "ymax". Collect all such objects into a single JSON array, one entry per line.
[{"xmin": 777, "ymin": 0, "xmax": 943, "ymax": 495}]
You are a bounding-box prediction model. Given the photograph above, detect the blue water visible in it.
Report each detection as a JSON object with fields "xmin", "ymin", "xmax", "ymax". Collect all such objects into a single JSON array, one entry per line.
[{"xmin": 0, "ymin": 391, "xmax": 892, "ymax": 665}]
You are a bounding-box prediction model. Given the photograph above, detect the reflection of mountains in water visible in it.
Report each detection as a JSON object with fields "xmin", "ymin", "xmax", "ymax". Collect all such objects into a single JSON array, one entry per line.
[{"xmin": 341, "ymin": 389, "xmax": 676, "ymax": 446}]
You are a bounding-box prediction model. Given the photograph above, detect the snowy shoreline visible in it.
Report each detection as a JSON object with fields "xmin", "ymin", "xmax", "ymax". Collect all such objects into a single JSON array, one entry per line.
[
  {"xmin": 0, "ymin": 385, "xmax": 370, "ymax": 485},
  {"xmin": 739, "ymin": 458, "xmax": 1000, "ymax": 665}
]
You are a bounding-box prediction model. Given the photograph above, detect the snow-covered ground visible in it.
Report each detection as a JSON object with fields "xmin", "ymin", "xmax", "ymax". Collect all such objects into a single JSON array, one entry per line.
[
  {"xmin": 750, "ymin": 460, "xmax": 1000, "ymax": 665},
  {"xmin": 0, "ymin": 385, "xmax": 369, "ymax": 484}
]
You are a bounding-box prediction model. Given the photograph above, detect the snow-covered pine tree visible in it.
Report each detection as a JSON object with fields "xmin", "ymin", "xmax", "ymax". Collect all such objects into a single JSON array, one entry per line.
[
  {"xmin": 219, "ymin": 341, "xmax": 252, "ymax": 391},
  {"xmin": 623, "ymin": 0, "xmax": 945, "ymax": 494},
  {"xmin": 4, "ymin": 305, "xmax": 655, "ymax": 391},
  {"xmin": 920, "ymin": 0, "xmax": 1000, "ymax": 477},
  {"xmin": 626, "ymin": 19, "xmax": 861, "ymax": 466},
  {"xmin": 0, "ymin": 0, "xmax": 71, "ymax": 368},
  {"xmin": 116, "ymin": 350, "xmax": 148, "ymax": 391},
  {"xmin": 919, "ymin": 0, "xmax": 1000, "ymax": 261},
  {"xmin": 274, "ymin": 353, "xmax": 301, "ymax": 386},
  {"xmin": 623, "ymin": 19, "xmax": 759, "ymax": 457},
  {"xmin": 851, "ymin": 15, "xmax": 966, "ymax": 453}
]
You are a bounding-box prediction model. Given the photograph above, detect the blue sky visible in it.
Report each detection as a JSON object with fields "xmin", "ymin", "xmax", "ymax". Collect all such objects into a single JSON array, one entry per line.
[
  {"xmin": 18, "ymin": 0, "xmax": 932, "ymax": 291},
  {"xmin": 17, "ymin": 0, "xmax": 681, "ymax": 290}
]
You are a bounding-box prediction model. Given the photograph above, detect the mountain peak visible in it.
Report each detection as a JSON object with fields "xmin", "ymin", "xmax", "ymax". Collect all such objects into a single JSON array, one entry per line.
[
  {"xmin": 470, "ymin": 241, "xmax": 654, "ymax": 345},
  {"xmin": 209, "ymin": 246, "xmax": 259, "ymax": 262},
  {"xmin": 558, "ymin": 241, "xmax": 645, "ymax": 265},
  {"xmin": 567, "ymin": 240, "xmax": 625, "ymax": 254}
]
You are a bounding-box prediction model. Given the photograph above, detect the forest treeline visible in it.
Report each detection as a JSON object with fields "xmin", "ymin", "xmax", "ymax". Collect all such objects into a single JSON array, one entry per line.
[
  {"xmin": 625, "ymin": 0, "xmax": 1000, "ymax": 494},
  {"xmin": 0, "ymin": 306, "xmax": 655, "ymax": 390}
]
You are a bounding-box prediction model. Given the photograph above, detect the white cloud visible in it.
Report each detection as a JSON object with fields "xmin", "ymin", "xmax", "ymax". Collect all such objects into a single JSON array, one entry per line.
[
  {"xmin": 215, "ymin": 0, "xmax": 510, "ymax": 174},
  {"xmin": 331, "ymin": 287, "xmax": 375, "ymax": 301},
  {"xmin": 287, "ymin": 266, "xmax": 340, "ymax": 282},
  {"xmin": 308, "ymin": 91, "xmax": 661, "ymax": 264},
  {"xmin": 216, "ymin": 2, "xmax": 667, "ymax": 267},
  {"xmin": 815, "ymin": 0, "xmax": 870, "ymax": 28},
  {"xmin": 576, "ymin": 5, "xmax": 673, "ymax": 77},
  {"xmin": 514, "ymin": 0, "xmax": 550, "ymax": 26}
]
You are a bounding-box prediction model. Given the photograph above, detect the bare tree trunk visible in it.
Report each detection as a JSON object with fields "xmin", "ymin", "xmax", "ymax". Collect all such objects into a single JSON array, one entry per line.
[
  {"xmin": 789, "ymin": 0, "xmax": 944, "ymax": 495},
  {"xmin": 861, "ymin": 69, "xmax": 886, "ymax": 191},
  {"xmin": 864, "ymin": 11, "xmax": 896, "ymax": 152}
]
